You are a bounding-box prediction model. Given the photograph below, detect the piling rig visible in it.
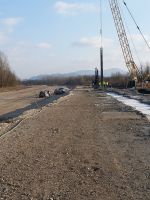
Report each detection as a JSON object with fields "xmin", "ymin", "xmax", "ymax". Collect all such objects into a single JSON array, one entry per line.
[{"xmin": 93, "ymin": 67, "xmax": 100, "ymax": 89}]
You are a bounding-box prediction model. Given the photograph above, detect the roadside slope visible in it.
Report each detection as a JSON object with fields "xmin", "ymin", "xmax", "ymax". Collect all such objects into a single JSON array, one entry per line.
[{"xmin": 0, "ymin": 88, "xmax": 149, "ymax": 199}]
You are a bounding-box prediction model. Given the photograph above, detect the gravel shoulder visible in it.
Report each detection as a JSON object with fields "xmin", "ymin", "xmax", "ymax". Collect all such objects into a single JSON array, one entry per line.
[{"xmin": 0, "ymin": 87, "xmax": 150, "ymax": 200}]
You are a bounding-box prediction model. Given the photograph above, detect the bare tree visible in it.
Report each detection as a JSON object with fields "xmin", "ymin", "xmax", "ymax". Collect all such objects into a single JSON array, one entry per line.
[{"xmin": 0, "ymin": 51, "xmax": 19, "ymax": 87}]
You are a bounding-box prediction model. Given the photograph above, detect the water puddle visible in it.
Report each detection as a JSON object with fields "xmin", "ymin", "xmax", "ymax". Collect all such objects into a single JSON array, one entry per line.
[{"xmin": 107, "ymin": 93, "xmax": 150, "ymax": 120}]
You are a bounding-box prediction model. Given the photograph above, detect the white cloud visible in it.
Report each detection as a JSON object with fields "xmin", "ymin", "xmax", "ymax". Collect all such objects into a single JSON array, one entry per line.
[
  {"xmin": 73, "ymin": 34, "xmax": 149, "ymax": 51},
  {"xmin": 133, "ymin": 34, "xmax": 150, "ymax": 41},
  {"xmin": 72, "ymin": 34, "xmax": 150, "ymax": 69},
  {"xmin": 0, "ymin": 17, "xmax": 23, "ymax": 45},
  {"xmin": 1, "ymin": 17, "xmax": 23, "ymax": 26},
  {"xmin": 0, "ymin": 31, "xmax": 10, "ymax": 45},
  {"xmin": 72, "ymin": 35, "xmax": 128, "ymax": 70},
  {"xmin": 37, "ymin": 42, "xmax": 51, "ymax": 49},
  {"xmin": 0, "ymin": 17, "xmax": 23, "ymax": 32},
  {"xmin": 73, "ymin": 36, "xmax": 113, "ymax": 48},
  {"xmin": 54, "ymin": 1, "xmax": 97, "ymax": 15},
  {"xmin": 5, "ymin": 41, "xmax": 55, "ymax": 78}
]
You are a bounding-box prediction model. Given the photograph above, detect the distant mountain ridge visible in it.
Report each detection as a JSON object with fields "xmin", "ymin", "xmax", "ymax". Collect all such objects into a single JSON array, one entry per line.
[{"xmin": 30, "ymin": 68, "xmax": 127, "ymax": 80}]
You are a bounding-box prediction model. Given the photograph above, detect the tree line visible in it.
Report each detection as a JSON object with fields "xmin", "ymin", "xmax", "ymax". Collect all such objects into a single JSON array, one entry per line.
[
  {"xmin": 23, "ymin": 75, "xmax": 94, "ymax": 87},
  {"xmin": 23, "ymin": 64, "xmax": 150, "ymax": 89},
  {"xmin": 0, "ymin": 48, "xmax": 149, "ymax": 89},
  {"xmin": 106, "ymin": 64, "xmax": 150, "ymax": 88},
  {"xmin": 0, "ymin": 51, "xmax": 19, "ymax": 87}
]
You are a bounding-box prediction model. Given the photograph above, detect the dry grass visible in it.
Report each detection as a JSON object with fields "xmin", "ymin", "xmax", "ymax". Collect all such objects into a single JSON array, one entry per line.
[{"xmin": 0, "ymin": 85, "xmax": 29, "ymax": 93}]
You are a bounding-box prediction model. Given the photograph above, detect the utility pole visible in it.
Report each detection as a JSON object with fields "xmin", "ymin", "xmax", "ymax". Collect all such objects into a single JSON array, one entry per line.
[{"xmin": 100, "ymin": 0, "xmax": 104, "ymax": 87}]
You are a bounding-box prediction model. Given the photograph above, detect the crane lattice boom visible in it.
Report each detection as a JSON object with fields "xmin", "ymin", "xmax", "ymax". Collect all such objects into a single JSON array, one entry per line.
[{"xmin": 109, "ymin": 0, "xmax": 140, "ymax": 80}]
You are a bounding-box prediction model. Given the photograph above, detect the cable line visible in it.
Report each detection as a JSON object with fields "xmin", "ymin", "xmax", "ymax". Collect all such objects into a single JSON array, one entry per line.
[
  {"xmin": 123, "ymin": 1, "xmax": 150, "ymax": 51},
  {"xmin": 118, "ymin": 1, "xmax": 143, "ymax": 72}
]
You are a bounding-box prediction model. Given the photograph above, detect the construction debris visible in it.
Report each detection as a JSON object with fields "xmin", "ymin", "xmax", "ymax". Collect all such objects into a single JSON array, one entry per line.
[
  {"xmin": 39, "ymin": 90, "xmax": 51, "ymax": 98},
  {"xmin": 54, "ymin": 87, "xmax": 67, "ymax": 95}
]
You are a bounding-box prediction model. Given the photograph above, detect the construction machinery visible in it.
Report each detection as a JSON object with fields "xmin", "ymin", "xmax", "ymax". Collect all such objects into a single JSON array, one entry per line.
[
  {"xmin": 54, "ymin": 87, "xmax": 67, "ymax": 95},
  {"xmin": 92, "ymin": 67, "xmax": 100, "ymax": 89},
  {"xmin": 39, "ymin": 90, "xmax": 51, "ymax": 98},
  {"xmin": 109, "ymin": 0, "xmax": 150, "ymax": 93}
]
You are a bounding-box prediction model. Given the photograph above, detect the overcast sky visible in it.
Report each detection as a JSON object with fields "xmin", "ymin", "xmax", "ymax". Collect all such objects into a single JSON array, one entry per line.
[{"xmin": 0, "ymin": 0, "xmax": 150, "ymax": 79}]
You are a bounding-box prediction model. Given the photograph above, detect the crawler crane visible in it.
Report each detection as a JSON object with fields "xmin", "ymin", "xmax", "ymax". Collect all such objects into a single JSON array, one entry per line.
[{"xmin": 109, "ymin": 0, "xmax": 150, "ymax": 93}]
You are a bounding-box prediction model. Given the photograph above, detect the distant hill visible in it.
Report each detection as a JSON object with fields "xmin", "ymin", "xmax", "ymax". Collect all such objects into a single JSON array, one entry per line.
[{"xmin": 29, "ymin": 68, "xmax": 127, "ymax": 80}]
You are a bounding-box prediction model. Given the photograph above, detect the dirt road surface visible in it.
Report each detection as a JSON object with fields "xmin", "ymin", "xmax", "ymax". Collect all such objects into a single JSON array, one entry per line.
[
  {"xmin": 0, "ymin": 85, "xmax": 55, "ymax": 117},
  {"xmin": 0, "ymin": 87, "xmax": 150, "ymax": 199}
]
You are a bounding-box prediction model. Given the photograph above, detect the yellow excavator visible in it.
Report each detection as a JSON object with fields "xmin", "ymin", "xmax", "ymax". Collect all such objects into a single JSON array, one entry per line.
[{"xmin": 109, "ymin": 0, "xmax": 150, "ymax": 94}]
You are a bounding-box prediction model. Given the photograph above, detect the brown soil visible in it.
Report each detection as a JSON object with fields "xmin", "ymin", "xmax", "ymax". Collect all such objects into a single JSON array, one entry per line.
[
  {"xmin": 0, "ymin": 87, "xmax": 150, "ymax": 200},
  {"xmin": 0, "ymin": 85, "xmax": 26, "ymax": 93}
]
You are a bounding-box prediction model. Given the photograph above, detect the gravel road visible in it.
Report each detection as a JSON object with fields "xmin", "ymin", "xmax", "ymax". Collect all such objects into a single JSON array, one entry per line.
[
  {"xmin": 0, "ymin": 85, "xmax": 56, "ymax": 117},
  {"xmin": 0, "ymin": 87, "xmax": 150, "ymax": 200}
]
